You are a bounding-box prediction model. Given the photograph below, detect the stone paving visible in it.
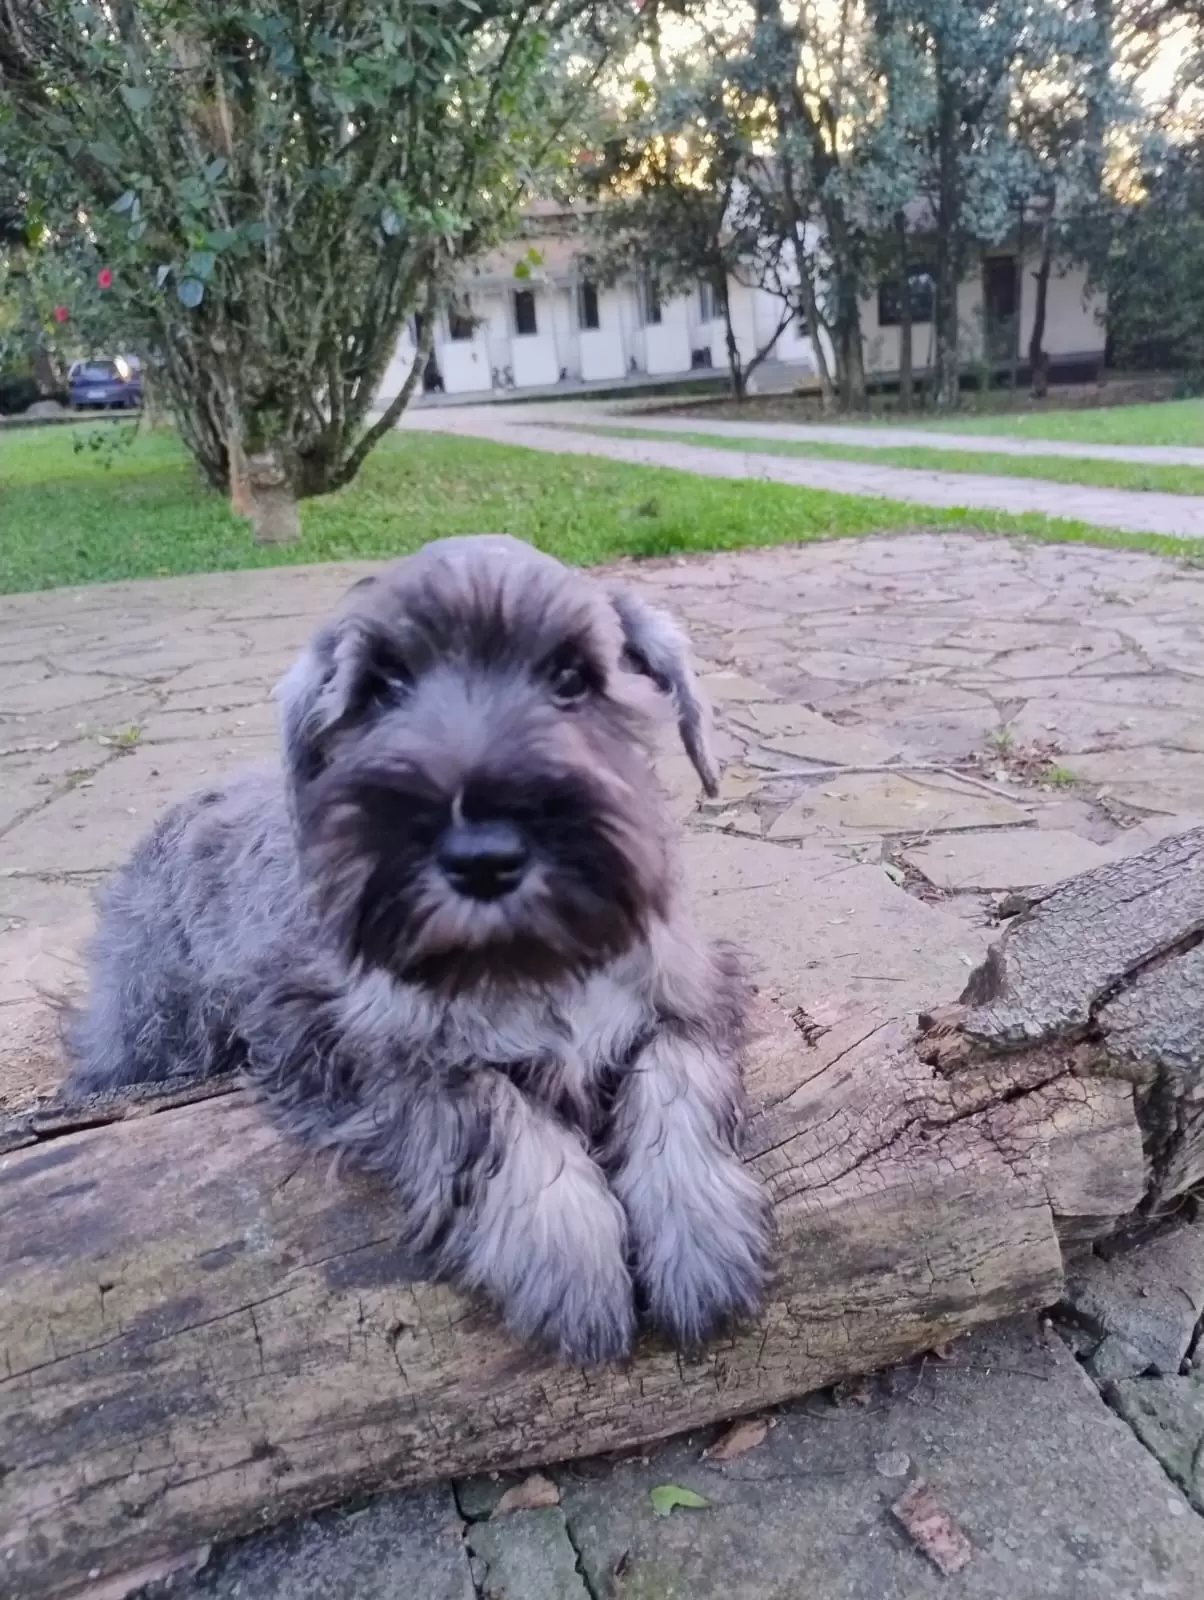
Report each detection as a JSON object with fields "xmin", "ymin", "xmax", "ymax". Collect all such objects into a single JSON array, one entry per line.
[
  {"xmin": 406, "ymin": 403, "xmax": 1204, "ymax": 539},
  {"xmin": 5, "ymin": 533, "xmax": 1204, "ymax": 1595}
]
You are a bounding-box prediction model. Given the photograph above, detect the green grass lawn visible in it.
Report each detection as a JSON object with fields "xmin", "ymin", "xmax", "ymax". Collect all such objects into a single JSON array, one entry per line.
[
  {"xmin": 2, "ymin": 421, "xmax": 1200, "ymax": 596},
  {"xmin": 882, "ymin": 396, "xmax": 1204, "ymax": 448},
  {"xmin": 579, "ymin": 425, "xmax": 1204, "ymax": 495}
]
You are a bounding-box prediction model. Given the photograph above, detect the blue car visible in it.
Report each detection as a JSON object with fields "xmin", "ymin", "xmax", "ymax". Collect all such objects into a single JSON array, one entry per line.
[{"xmin": 69, "ymin": 358, "xmax": 143, "ymax": 411}]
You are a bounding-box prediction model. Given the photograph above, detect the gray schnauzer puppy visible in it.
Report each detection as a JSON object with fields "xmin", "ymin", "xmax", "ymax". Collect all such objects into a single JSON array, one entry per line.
[{"xmin": 65, "ymin": 535, "xmax": 771, "ymax": 1365}]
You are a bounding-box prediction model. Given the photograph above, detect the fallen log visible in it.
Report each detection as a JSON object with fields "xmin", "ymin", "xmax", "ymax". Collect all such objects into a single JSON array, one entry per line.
[{"xmin": 2, "ymin": 827, "xmax": 1202, "ymax": 1599}]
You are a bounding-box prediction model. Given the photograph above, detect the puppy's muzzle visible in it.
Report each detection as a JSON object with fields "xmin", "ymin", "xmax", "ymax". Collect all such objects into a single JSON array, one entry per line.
[{"xmin": 437, "ymin": 818, "xmax": 530, "ymax": 902}]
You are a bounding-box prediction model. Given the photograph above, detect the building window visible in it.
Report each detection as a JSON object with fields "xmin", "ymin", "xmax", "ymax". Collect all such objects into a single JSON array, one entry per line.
[
  {"xmin": 640, "ymin": 277, "xmax": 662, "ymax": 326},
  {"xmin": 877, "ymin": 268, "xmax": 936, "ymax": 327},
  {"xmin": 447, "ymin": 298, "xmax": 476, "ymax": 341},
  {"xmin": 983, "ymin": 256, "xmax": 1018, "ymax": 321},
  {"xmin": 698, "ymin": 280, "xmax": 719, "ymax": 323},
  {"xmin": 578, "ymin": 280, "xmax": 600, "ymax": 331},
  {"xmin": 513, "ymin": 289, "xmax": 538, "ymax": 337}
]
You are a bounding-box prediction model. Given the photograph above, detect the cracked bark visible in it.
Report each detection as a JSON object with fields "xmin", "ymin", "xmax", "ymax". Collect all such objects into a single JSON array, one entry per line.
[{"xmin": 3, "ymin": 828, "xmax": 1204, "ymax": 1598}]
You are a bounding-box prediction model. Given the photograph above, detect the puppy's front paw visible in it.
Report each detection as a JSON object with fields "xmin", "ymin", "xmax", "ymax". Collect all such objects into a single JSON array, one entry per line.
[
  {"xmin": 634, "ymin": 1154, "xmax": 771, "ymax": 1349},
  {"xmin": 504, "ymin": 1215, "xmax": 637, "ymax": 1367},
  {"xmin": 467, "ymin": 1154, "xmax": 636, "ymax": 1365}
]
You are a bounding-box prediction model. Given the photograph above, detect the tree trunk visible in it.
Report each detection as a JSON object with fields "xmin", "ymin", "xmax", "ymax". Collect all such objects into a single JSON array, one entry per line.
[
  {"xmin": 934, "ymin": 267, "xmax": 961, "ymax": 411},
  {"xmin": 933, "ymin": 72, "xmax": 962, "ymax": 412},
  {"xmin": 895, "ymin": 213, "xmax": 913, "ymax": 415},
  {"xmin": 246, "ymin": 446, "xmax": 302, "ymax": 545},
  {"xmin": 140, "ymin": 372, "xmax": 171, "ymax": 430},
  {"xmin": 4, "ymin": 828, "xmax": 1204, "ymax": 1599},
  {"xmin": 826, "ymin": 229, "xmax": 865, "ymax": 412},
  {"xmin": 227, "ymin": 431, "xmax": 253, "ymax": 519},
  {"xmin": 14, "ymin": 267, "xmax": 60, "ymax": 396},
  {"xmin": 793, "ymin": 233, "xmax": 835, "ymax": 412},
  {"xmin": 1086, "ymin": 0, "xmax": 1113, "ymax": 198},
  {"xmin": 719, "ymin": 278, "xmax": 746, "ymax": 403},
  {"xmin": 755, "ymin": 0, "xmax": 835, "ymax": 413},
  {"xmin": 818, "ymin": 201, "xmax": 865, "ymax": 411},
  {"xmin": 839, "ymin": 293, "xmax": 867, "ymax": 410},
  {"xmin": 1029, "ymin": 218, "xmax": 1054, "ymax": 400}
]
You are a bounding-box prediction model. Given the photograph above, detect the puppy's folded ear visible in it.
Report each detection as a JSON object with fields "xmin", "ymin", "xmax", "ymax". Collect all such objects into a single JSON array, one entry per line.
[
  {"xmin": 276, "ymin": 619, "xmax": 408, "ymax": 784},
  {"xmin": 610, "ymin": 589, "xmax": 719, "ymax": 797}
]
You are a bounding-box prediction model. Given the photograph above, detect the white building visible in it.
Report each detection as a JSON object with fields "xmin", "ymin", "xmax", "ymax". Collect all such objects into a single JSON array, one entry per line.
[{"xmin": 375, "ymin": 203, "xmax": 1106, "ymax": 406}]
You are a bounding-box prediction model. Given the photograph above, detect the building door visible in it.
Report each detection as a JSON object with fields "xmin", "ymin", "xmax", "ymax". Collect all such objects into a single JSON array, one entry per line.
[
  {"xmin": 577, "ymin": 281, "xmax": 600, "ymax": 331},
  {"xmin": 982, "ymin": 256, "xmax": 1019, "ymax": 364},
  {"xmin": 514, "ymin": 290, "xmax": 538, "ymax": 336}
]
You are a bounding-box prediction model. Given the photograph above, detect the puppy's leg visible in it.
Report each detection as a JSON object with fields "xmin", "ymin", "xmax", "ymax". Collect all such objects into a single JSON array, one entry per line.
[
  {"xmin": 250, "ymin": 989, "xmax": 635, "ymax": 1365},
  {"xmin": 64, "ymin": 817, "xmax": 229, "ymax": 1096},
  {"xmin": 605, "ymin": 943, "xmax": 771, "ymax": 1348},
  {"xmin": 445, "ymin": 1074, "xmax": 636, "ymax": 1366}
]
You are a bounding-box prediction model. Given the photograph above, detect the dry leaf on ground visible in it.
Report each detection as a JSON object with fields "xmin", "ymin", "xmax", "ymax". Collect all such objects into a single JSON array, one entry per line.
[
  {"xmin": 702, "ymin": 1417, "xmax": 769, "ymax": 1462},
  {"xmin": 891, "ymin": 1480, "xmax": 973, "ymax": 1575},
  {"xmin": 491, "ymin": 1473, "xmax": 560, "ymax": 1518}
]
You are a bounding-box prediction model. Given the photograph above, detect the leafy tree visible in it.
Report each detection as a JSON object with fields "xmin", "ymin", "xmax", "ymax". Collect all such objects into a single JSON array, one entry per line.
[
  {"xmin": 0, "ymin": 168, "xmax": 129, "ymax": 395},
  {"xmin": 585, "ymin": 63, "xmax": 795, "ymax": 402},
  {"xmin": 1089, "ymin": 0, "xmax": 1204, "ymax": 385},
  {"xmin": 0, "ymin": 2, "xmax": 638, "ymax": 540},
  {"xmin": 742, "ymin": 0, "xmax": 883, "ymax": 409},
  {"xmin": 1106, "ymin": 135, "xmax": 1204, "ymax": 383},
  {"xmin": 850, "ymin": 4, "xmax": 935, "ymax": 411},
  {"xmin": 857, "ymin": 0, "xmax": 1115, "ymax": 409},
  {"xmin": 1007, "ymin": 0, "xmax": 1122, "ymax": 395},
  {"xmin": 885, "ymin": 0, "xmax": 1038, "ymax": 408}
]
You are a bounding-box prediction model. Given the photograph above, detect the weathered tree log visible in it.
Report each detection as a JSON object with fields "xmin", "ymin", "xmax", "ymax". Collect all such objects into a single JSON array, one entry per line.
[{"xmin": 3, "ymin": 828, "xmax": 1203, "ymax": 1599}]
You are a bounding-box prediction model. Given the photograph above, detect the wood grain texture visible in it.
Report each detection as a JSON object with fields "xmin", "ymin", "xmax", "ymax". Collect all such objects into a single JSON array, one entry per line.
[
  {"xmin": 959, "ymin": 825, "xmax": 1204, "ymax": 1044},
  {"xmin": 3, "ymin": 828, "xmax": 1203, "ymax": 1599}
]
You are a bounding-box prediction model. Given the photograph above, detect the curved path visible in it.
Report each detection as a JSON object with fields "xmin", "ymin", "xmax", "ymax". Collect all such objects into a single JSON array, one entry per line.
[
  {"xmin": 580, "ymin": 410, "xmax": 1204, "ymax": 467},
  {"xmin": 407, "ymin": 402, "xmax": 1204, "ymax": 539}
]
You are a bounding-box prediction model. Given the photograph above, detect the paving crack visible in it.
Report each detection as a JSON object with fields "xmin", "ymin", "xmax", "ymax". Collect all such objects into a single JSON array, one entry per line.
[
  {"xmin": 0, "ymin": 746, "xmax": 124, "ymax": 841},
  {"xmin": 1050, "ymin": 1317, "xmax": 1204, "ymax": 1523},
  {"xmin": 451, "ymin": 1481, "xmax": 491, "ymax": 1600},
  {"xmin": 1099, "ymin": 1377, "xmax": 1204, "ymax": 1520},
  {"xmin": 556, "ymin": 1494, "xmax": 601, "ymax": 1600}
]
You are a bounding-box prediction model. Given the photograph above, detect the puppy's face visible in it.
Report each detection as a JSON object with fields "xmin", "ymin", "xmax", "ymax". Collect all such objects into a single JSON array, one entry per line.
[{"xmin": 277, "ymin": 536, "xmax": 717, "ymax": 988}]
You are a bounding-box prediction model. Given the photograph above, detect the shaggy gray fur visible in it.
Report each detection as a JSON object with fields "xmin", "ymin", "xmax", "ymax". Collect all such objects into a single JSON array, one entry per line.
[{"xmin": 65, "ymin": 536, "xmax": 771, "ymax": 1364}]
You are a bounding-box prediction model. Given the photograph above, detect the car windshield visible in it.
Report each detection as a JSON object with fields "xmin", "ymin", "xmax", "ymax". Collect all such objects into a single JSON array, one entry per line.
[{"xmin": 77, "ymin": 363, "xmax": 120, "ymax": 382}]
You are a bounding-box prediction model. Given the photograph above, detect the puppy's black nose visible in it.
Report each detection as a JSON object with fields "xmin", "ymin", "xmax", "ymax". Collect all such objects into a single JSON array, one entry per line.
[{"xmin": 438, "ymin": 821, "xmax": 530, "ymax": 900}]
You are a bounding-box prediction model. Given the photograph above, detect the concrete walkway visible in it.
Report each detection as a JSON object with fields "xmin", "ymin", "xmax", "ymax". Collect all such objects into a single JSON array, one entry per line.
[
  {"xmin": 583, "ymin": 409, "xmax": 1204, "ymax": 468},
  {"xmin": 5, "ymin": 537, "xmax": 1204, "ymax": 1596},
  {"xmin": 407, "ymin": 404, "xmax": 1204, "ymax": 540}
]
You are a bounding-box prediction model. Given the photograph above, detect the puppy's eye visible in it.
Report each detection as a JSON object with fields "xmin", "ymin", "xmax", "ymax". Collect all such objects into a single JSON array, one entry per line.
[
  {"xmin": 549, "ymin": 654, "xmax": 592, "ymax": 704},
  {"xmin": 362, "ymin": 661, "xmax": 413, "ymax": 714}
]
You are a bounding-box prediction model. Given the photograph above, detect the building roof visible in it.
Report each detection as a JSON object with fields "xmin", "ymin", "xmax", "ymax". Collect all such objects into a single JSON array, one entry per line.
[{"xmin": 463, "ymin": 231, "xmax": 589, "ymax": 291}]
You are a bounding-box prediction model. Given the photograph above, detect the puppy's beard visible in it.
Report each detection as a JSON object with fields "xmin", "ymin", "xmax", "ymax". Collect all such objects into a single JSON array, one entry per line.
[{"xmin": 386, "ymin": 861, "xmax": 644, "ymax": 991}]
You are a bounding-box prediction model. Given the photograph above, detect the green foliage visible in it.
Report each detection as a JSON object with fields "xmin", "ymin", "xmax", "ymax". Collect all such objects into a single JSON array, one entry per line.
[
  {"xmin": 0, "ymin": 149, "xmax": 131, "ymax": 393},
  {"xmin": 591, "ymin": 0, "xmax": 1119, "ymax": 414},
  {"xmin": 71, "ymin": 420, "xmax": 141, "ymax": 469},
  {"xmin": 0, "ymin": 373, "xmax": 39, "ymax": 413},
  {"xmin": 1106, "ymin": 137, "xmax": 1204, "ymax": 383},
  {"xmin": 0, "ymin": 2, "xmax": 641, "ymax": 499},
  {"xmin": 585, "ymin": 56, "xmax": 790, "ymax": 398},
  {"xmin": 868, "ymin": 0, "xmax": 1113, "ymax": 406}
]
